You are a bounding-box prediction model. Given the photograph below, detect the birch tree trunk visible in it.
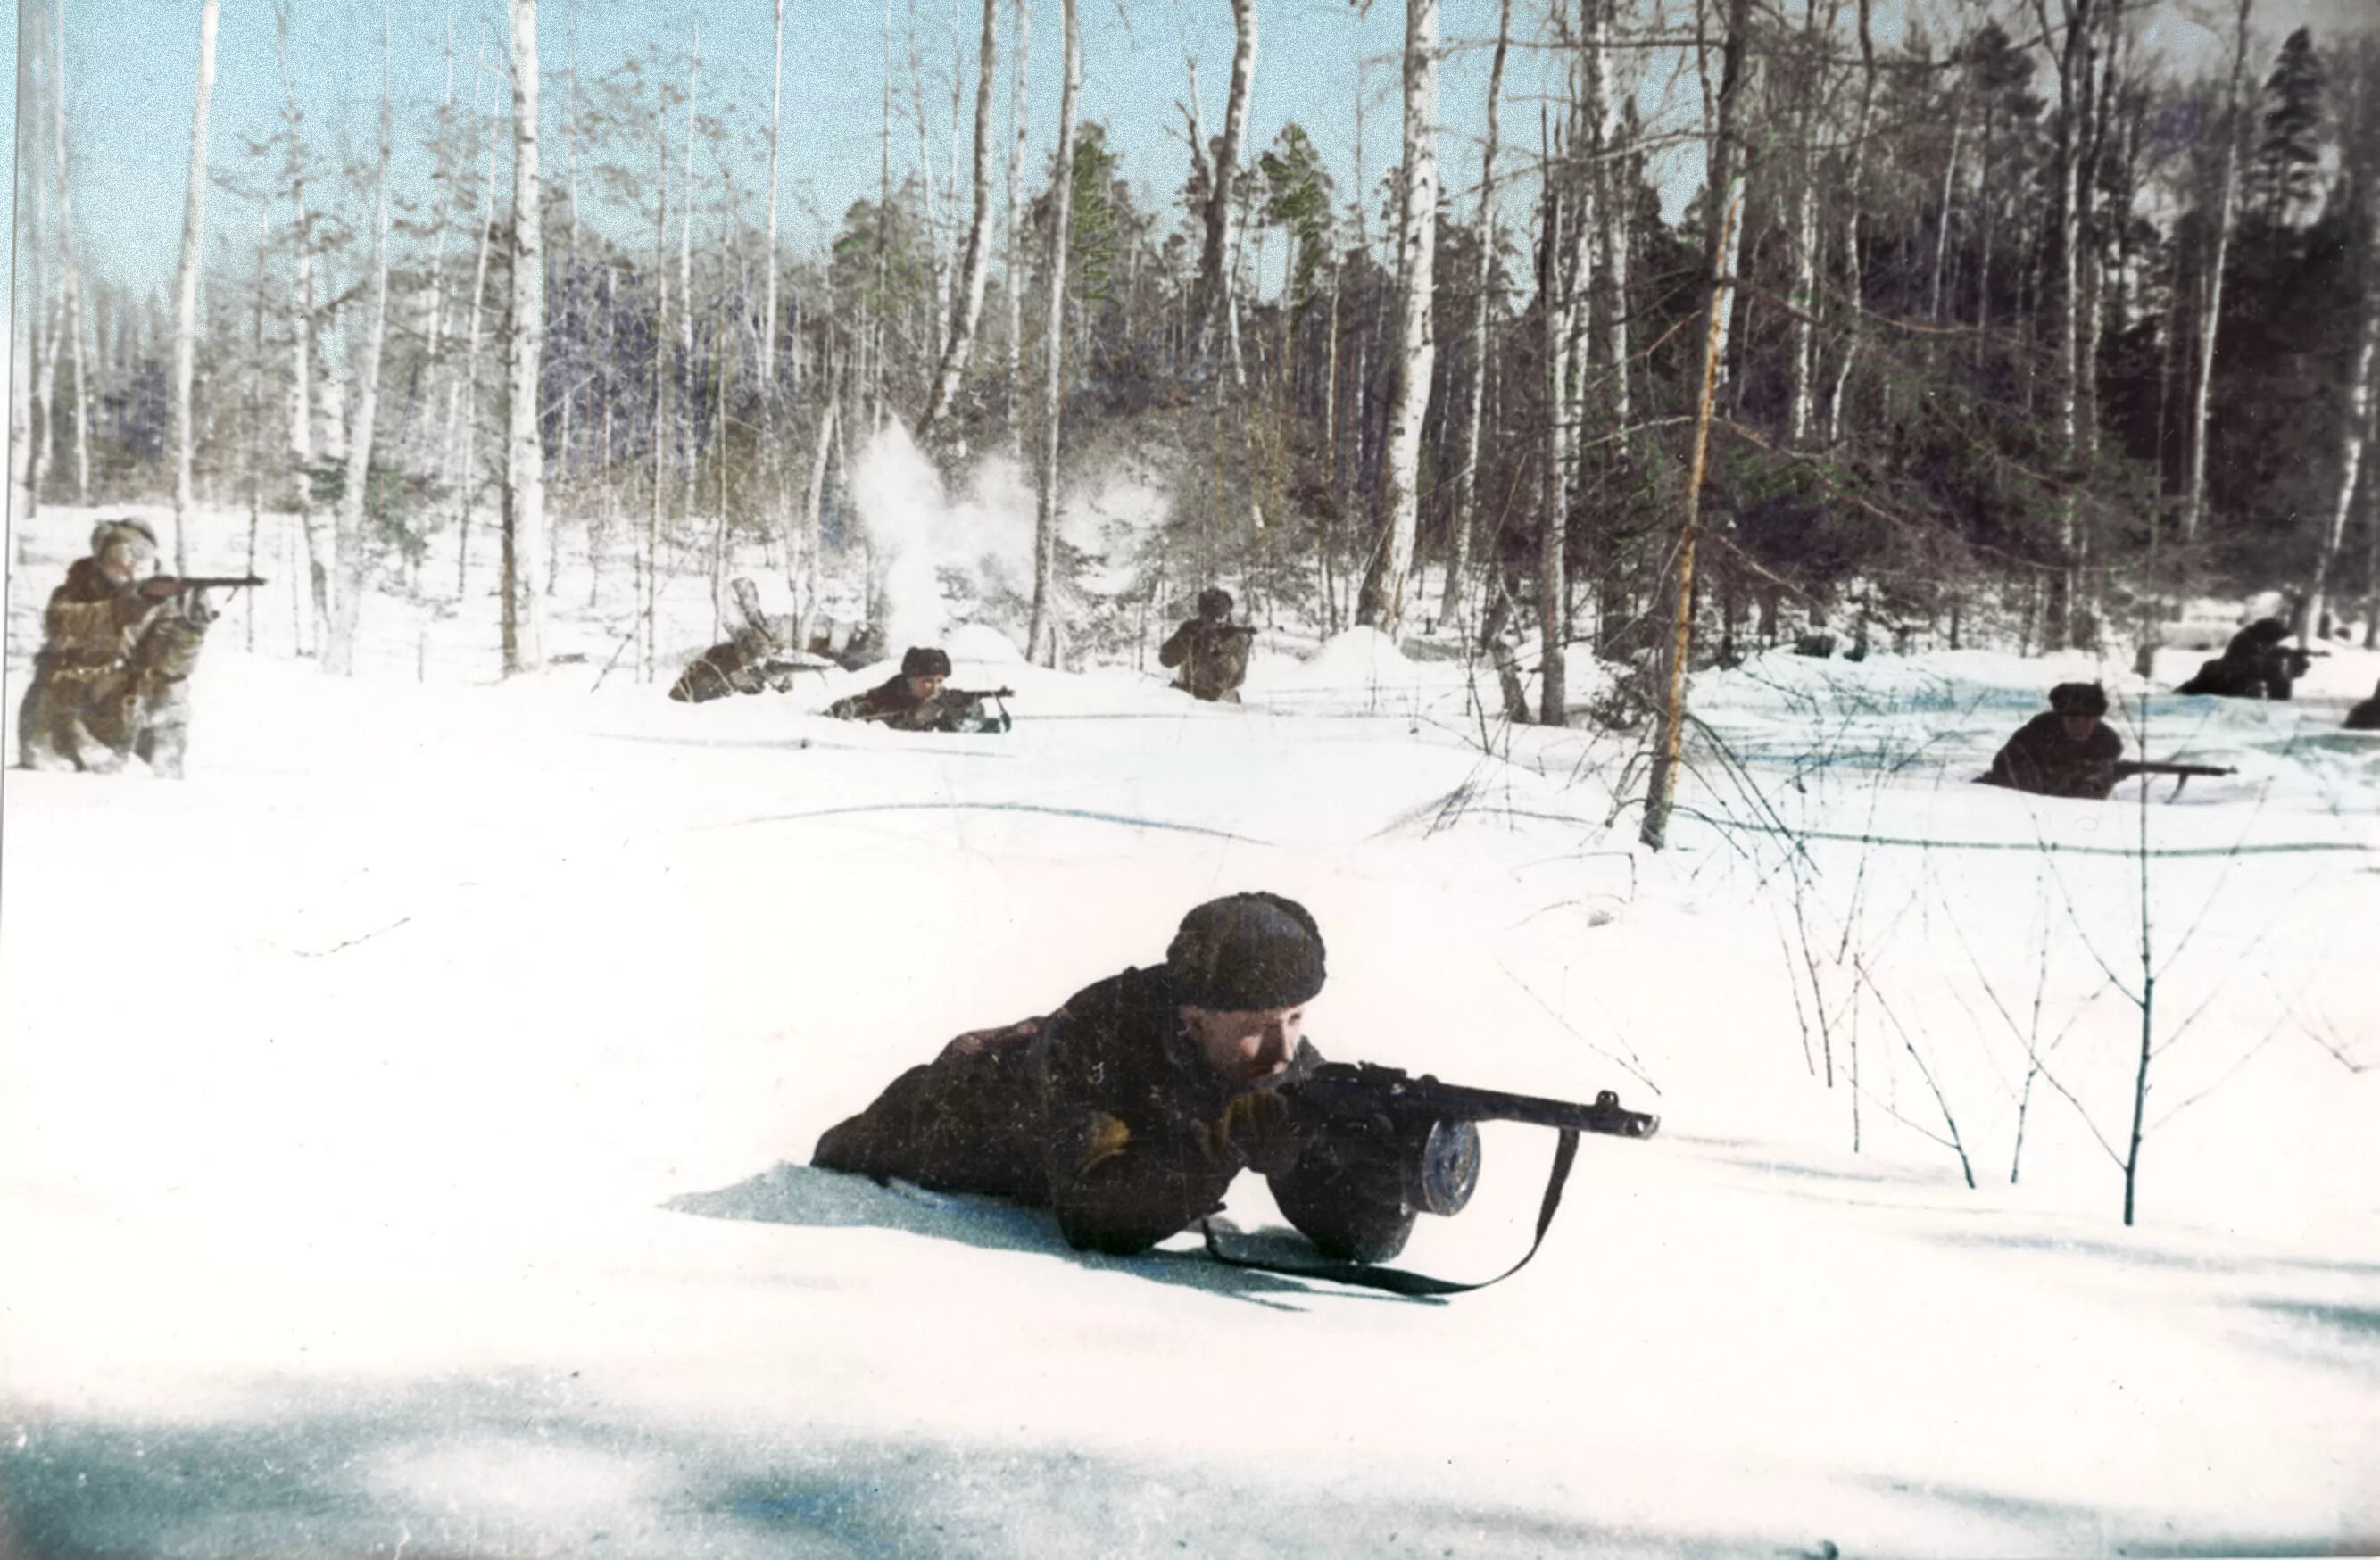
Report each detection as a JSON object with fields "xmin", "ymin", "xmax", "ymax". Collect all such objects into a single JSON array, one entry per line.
[
  {"xmin": 1438, "ymin": 0, "xmax": 1509, "ymax": 631},
  {"xmin": 647, "ymin": 78, "xmax": 668, "ymax": 683},
  {"xmin": 1356, "ymin": 0, "xmax": 1439, "ymax": 641},
  {"xmin": 1643, "ymin": 0, "xmax": 1753, "ymax": 850},
  {"xmin": 1930, "ymin": 103, "xmax": 1961, "ymax": 321},
  {"xmin": 1026, "ymin": 0, "xmax": 1080, "ymax": 666},
  {"xmin": 13, "ymin": 6, "xmax": 45, "ymax": 526},
  {"xmin": 455, "ymin": 77, "xmax": 499, "ymax": 600},
  {"xmin": 276, "ymin": 3, "xmax": 325, "ymax": 651},
  {"xmin": 1823, "ymin": 0, "xmax": 1877, "ymax": 447},
  {"xmin": 1002, "ymin": 0, "xmax": 1029, "ymax": 455},
  {"xmin": 1189, "ymin": 0, "xmax": 1257, "ymax": 372},
  {"xmin": 53, "ymin": 0, "xmax": 89, "ymax": 502},
  {"xmin": 1786, "ymin": 0, "xmax": 1827, "ymax": 448},
  {"xmin": 918, "ymin": 0, "xmax": 1000, "ymax": 438},
  {"xmin": 764, "ymin": 0, "xmax": 784, "ymax": 393},
  {"xmin": 2183, "ymin": 0, "xmax": 2253, "ymax": 546},
  {"xmin": 421, "ymin": 14, "xmax": 460, "ymax": 447},
  {"xmin": 326, "ymin": 7, "xmax": 393, "ymax": 679},
  {"xmin": 680, "ymin": 29, "xmax": 701, "ymax": 538},
  {"xmin": 1588, "ymin": 0, "xmax": 1630, "ymax": 429},
  {"xmin": 910, "ymin": 6, "xmax": 948, "ymax": 368},
  {"xmin": 1538, "ymin": 167, "xmax": 1571, "ymax": 723},
  {"xmin": 2039, "ymin": 0, "xmax": 2093, "ymax": 648},
  {"xmin": 171, "ymin": 0, "xmax": 221, "ymax": 572},
  {"xmin": 503, "ymin": 0, "xmax": 547, "ymax": 674}
]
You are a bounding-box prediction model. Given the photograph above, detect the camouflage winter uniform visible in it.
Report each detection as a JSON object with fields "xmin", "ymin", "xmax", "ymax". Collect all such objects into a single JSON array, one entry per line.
[
  {"xmin": 813, "ymin": 963, "xmax": 1414, "ymax": 1259},
  {"xmin": 17, "ymin": 546, "xmax": 200, "ymax": 776}
]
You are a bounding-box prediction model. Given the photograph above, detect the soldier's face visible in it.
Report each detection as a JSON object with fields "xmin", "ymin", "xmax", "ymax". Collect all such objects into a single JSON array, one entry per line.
[
  {"xmin": 2061, "ymin": 715, "xmax": 2099, "ymax": 742},
  {"xmin": 908, "ymin": 674, "xmax": 946, "ymax": 701},
  {"xmin": 97, "ymin": 540, "xmax": 148, "ymax": 585},
  {"xmin": 1182, "ymin": 1003, "xmax": 1305, "ymax": 1086}
]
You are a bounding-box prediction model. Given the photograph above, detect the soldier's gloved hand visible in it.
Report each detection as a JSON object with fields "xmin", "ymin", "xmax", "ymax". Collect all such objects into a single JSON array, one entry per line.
[{"xmin": 1211, "ymin": 1085, "xmax": 1308, "ymax": 1177}]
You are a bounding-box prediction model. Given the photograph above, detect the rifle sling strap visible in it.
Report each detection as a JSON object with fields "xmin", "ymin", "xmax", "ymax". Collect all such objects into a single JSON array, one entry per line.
[{"xmin": 1199, "ymin": 1127, "xmax": 1581, "ymax": 1299}]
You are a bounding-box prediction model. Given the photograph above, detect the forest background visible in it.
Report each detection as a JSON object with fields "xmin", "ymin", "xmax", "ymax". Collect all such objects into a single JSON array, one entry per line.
[{"xmin": 10, "ymin": 0, "xmax": 2380, "ymax": 777}]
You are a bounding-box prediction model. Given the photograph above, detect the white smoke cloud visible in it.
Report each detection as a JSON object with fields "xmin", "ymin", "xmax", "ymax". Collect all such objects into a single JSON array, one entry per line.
[{"xmin": 847, "ymin": 421, "xmax": 1173, "ymax": 659}]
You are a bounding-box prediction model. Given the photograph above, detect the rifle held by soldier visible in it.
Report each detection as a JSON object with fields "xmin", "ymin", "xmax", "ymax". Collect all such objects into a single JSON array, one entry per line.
[
  {"xmin": 1281, "ymin": 1061, "xmax": 1658, "ymax": 1219},
  {"xmin": 2112, "ymin": 759, "xmax": 2235, "ymax": 795},
  {"xmin": 137, "ymin": 575, "xmax": 268, "ymax": 598}
]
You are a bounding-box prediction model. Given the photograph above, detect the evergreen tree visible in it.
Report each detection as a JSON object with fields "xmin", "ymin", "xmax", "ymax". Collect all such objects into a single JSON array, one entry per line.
[{"xmin": 2256, "ymin": 27, "xmax": 2326, "ymax": 229}]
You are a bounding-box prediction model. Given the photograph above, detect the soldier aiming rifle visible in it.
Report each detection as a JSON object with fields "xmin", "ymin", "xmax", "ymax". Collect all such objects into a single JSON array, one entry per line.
[
  {"xmin": 815, "ymin": 892, "xmax": 1656, "ymax": 1296},
  {"xmin": 826, "ymin": 647, "xmax": 1014, "ymax": 734},
  {"xmin": 1160, "ymin": 587, "xmax": 1256, "ymax": 703},
  {"xmin": 17, "ymin": 519, "xmax": 261, "ymax": 776}
]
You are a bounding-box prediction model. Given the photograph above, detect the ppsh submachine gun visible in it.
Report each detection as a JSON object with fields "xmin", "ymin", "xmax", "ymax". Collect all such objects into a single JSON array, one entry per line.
[
  {"xmin": 1203, "ymin": 1061, "xmax": 1660, "ymax": 1299},
  {"xmin": 944, "ymin": 686, "xmax": 1017, "ymax": 733},
  {"xmin": 153, "ymin": 575, "xmax": 269, "ymax": 593}
]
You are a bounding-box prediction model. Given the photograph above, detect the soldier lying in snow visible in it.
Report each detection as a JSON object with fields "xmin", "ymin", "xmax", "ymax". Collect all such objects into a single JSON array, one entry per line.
[
  {"xmin": 668, "ymin": 577, "xmax": 827, "ymax": 702},
  {"xmin": 17, "ymin": 519, "xmax": 229, "ymax": 778},
  {"xmin": 2347, "ymin": 680, "xmax": 2380, "ymax": 732},
  {"xmin": 1978, "ymin": 682, "xmax": 2125, "ymax": 801},
  {"xmin": 815, "ymin": 892, "xmax": 1420, "ymax": 1262},
  {"xmin": 825, "ymin": 646, "xmax": 1011, "ymax": 734}
]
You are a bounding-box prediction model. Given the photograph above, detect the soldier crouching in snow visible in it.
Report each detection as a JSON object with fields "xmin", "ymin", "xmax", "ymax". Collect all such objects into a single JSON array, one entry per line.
[
  {"xmin": 1158, "ymin": 587, "xmax": 1255, "ymax": 703},
  {"xmin": 16, "ymin": 518, "xmax": 219, "ymax": 778},
  {"xmin": 825, "ymin": 645, "xmax": 1005, "ymax": 734},
  {"xmin": 1978, "ymin": 682, "xmax": 2124, "ymax": 801},
  {"xmin": 2177, "ymin": 617, "xmax": 2311, "ymax": 701},
  {"xmin": 814, "ymin": 892, "xmax": 1420, "ymax": 1263}
]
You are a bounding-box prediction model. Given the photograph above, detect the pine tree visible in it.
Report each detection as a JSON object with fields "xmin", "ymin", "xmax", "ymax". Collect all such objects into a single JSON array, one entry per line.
[{"xmin": 2256, "ymin": 27, "xmax": 2326, "ymax": 229}]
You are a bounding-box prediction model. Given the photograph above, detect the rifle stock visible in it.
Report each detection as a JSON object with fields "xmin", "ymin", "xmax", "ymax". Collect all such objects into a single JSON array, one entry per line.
[{"xmin": 169, "ymin": 575, "xmax": 269, "ymax": 591}]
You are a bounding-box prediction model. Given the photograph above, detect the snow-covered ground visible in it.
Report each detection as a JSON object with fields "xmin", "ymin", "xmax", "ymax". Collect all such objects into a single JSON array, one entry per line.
[{"xmin": 4, "ymin": 504, "xmax": 2377, "ymax": 1558}]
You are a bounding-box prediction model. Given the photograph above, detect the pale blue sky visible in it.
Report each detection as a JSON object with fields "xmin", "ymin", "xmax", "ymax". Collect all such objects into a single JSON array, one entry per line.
[{"xmin": 14, "ymin": 0, "xmax": 2380, "ymax": 311}]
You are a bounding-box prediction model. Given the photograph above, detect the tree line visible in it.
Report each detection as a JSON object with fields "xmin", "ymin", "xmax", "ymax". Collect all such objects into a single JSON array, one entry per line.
[{"xmin": 12, "ymin": 2, "xmax": 2377, "ymax": 761}]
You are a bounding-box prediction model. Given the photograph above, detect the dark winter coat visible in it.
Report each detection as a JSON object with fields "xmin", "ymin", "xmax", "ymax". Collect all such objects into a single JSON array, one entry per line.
[
  {"xmin": 2346, "ymin": 686, "xmax": 2380, "ymax": 731},
  {"xmin": 1158, "ymin": 618, "xmax": 1253, "ymax": 702},
  {"xmin": 825, "ymin": 675, "xmax": 992, "ymax": 733},
  {"xmin": 2177, "ymin": 618, "xmax": 2310, "ymax": 701},
  {"xmin": 812, "ymin": 964, "xmax": 1410, "ymax": 1259},
  {"xmin": 1979, "ymin": 712, "xmax": 2125, "ymax": 801}
]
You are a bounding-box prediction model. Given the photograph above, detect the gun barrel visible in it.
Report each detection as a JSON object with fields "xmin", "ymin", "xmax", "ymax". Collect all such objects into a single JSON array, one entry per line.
[{"xmin": 1293, "ymin": 1063, "xmax": 1660, "ymax": 1141}]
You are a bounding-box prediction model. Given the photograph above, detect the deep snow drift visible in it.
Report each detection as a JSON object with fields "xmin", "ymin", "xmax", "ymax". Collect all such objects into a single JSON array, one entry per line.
[{"xmin": 3, "ymin": 504, "xmax": 2376, "ymax": 1558}]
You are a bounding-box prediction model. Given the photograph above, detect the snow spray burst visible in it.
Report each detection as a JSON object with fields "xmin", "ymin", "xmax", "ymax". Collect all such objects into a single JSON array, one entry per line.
[{"xmin": 849, "ymin": 423, "xmax": 1037, "ymax": 657}]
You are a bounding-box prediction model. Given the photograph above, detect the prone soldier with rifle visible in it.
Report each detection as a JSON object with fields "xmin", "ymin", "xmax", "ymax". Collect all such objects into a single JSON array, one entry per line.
[
  {"xmin": 17, "ymin": 518, "xmax": 263, "ymax": 776},
  {"xmin": 1978, "ymin": 682, "xmax": 2233, "ymax": 801},
  {"xmin": 825, "ymin": 646, "xmax": 1015, "ymax": 734},
  {"xmin": 813, "ymin": 892, "xmax": 1656, "ymax": 1295}
]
